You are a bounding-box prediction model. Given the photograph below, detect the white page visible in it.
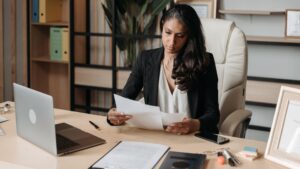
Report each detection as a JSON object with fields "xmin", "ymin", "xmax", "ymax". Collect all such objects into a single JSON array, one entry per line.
[
  {"xmin": 161, "ymin": 112, "xmax": 185, "ymax": 126},
  {"xmin": 114, "ymin": 94, "xmax": 188, "ymax": 130},
  {"xmin": 114, "ymin": 94, "xmax": 163, "ymax": 130},
  {"xmin": 92, "ymin": 141, "xmax": 169, "ymax": 169},
  {"xmin": 114, "ymin": 94, "xmax": 160, "ymax": 114},
  {"xmin": 127, "ymin": 113, "xmax": 163, "ymax": 130}
]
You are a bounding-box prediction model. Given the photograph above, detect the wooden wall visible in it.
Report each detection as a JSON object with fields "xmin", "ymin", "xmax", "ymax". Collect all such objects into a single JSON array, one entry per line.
[
  {"xmin": 0, "ymin": 0, "xmax": 3, "ymax": 102},
  {"xmin": 1, "ymin": 0, "xmax": 27, "ymax": 102},
  {"xmin": 20, "ymin": 0, "xmax": 27, "ymax": 86},
  {"xmin": 3, "ymin": 0, "xmax": 16, "ymax": 101}
]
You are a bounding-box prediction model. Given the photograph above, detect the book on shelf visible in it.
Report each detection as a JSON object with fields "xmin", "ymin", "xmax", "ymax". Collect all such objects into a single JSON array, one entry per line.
[
  {"xmin": 32, "ymin": 0, "xmax": 39, "ymax": 22},
  {"xmin": 61, "ymin": 28, "xmax": 69, "ymax": 61},
  {"xmin": 50, "ymin": 27, "xmax": 69, "ymax": 61},
  {"xmin": 39, "ymin": 0, "xmax": 62, "ymax": 23},
  {"xmin": 50, "ymin": 27, "xmax": 62, "ymax": 61}
]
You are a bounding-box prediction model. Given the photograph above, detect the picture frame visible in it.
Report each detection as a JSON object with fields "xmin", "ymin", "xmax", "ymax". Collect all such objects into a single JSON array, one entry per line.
[
  {"xmin": 265, "ymin": 86, "xmax": 300, "ymax": 169},
  {"xmin": 285, "ymin": 9, "xmax": 300, "ymax": 38},
  {"xmin": 175, "ymin": 0, "xmax": 217, "ymax": 18}
]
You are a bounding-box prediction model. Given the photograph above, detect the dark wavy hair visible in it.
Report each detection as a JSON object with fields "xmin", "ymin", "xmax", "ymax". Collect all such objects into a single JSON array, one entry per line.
[{"xmin": 160, "ymin": 4, "xmax": 210, "ymax": 91}]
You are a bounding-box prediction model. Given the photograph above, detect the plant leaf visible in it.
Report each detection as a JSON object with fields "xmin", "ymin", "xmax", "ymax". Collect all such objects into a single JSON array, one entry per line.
[
  {"xmin": 151, "ymin": 0, "xmax": 172, "ymax": 15},
  {"xmin": 101, "ymin": 4, "xmax": 113, "ymax": 30},
  {"xmin": 137, "ymin": 1, "xmax": 149, "ymax": 21},
  {"xmin": 143, "ymin": 0, "xmax": 172, "ymax": 33},
  {"xmin": 116, "ymin": 0, "xmax": 127, "ymax": 15}
]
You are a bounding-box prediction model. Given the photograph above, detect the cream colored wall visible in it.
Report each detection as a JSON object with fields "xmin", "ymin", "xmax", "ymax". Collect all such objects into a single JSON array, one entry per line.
[{"xmin": 220, "ymin": 0, "xmax": 300, "ymax": 80}]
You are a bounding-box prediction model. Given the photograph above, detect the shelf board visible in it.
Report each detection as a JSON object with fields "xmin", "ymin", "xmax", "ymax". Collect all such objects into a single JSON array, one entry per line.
[
  {"xmin": 246, "ymin": 35, "xmax": 300, "ymax": 44},
  {"xmin": 246, "ymin": 101, "xmax": 276, "ymax": 108},
  {"xmin": 219, "ymin": 9, "xmax": 285, "ymax": 15},
  {"xmin": 31, "ymin": 57, "xmax": 69, "ymax": 64},
  {"xmin": 31, "ymin": 22, "xmax": 69, "ymax": 27},
  {"xmin": 248, "ymin": 125, "xmax": 271, "ymax": 132}
]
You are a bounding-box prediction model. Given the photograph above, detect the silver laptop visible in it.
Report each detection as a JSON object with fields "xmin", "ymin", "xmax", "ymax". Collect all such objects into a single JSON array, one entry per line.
[{"xmin": 13, "ymin": 83, "xmax": 106, "ymax": 156}]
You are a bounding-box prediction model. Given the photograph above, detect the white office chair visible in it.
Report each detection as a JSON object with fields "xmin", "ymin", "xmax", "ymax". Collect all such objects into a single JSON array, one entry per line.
[{"xmin": 202, "ymin": 18, "xmax": 251, "ymax": 138}]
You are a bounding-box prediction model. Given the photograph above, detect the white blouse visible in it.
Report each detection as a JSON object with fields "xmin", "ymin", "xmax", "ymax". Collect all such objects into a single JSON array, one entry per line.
[{"xmin": 158, "ymin": 64, "xmax": 190, "ymax": 117}]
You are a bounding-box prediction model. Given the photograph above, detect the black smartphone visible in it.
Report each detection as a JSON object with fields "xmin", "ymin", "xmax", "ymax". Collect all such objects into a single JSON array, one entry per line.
[{"xmin": 194, "ymin": 132, "xmax": 230, "ymax": 145}]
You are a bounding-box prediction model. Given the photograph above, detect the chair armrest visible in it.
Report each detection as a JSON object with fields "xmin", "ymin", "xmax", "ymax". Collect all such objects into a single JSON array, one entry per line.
[{"xmin": 220, "ymin": 109, "xmax": 252, "ymax": 137}]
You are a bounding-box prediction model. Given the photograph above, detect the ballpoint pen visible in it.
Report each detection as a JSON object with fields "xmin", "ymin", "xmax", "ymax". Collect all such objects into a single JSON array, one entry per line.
[
  {"xmin": 223, "ymin": 149, "xmax": 240, "ymax": 167},
  {"xmin": 226, "ymin": 149, "xmax": 241, "ymax": 165},
  {"xmin": 89, "ymin": 120, "xmax": 100, "ymax": 130}
]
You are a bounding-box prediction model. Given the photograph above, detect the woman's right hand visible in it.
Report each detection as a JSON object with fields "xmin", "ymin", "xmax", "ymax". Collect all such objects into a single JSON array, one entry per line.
[{"xmin": 107, "ymin": 108, "xmax": 132, "ymax": 125}]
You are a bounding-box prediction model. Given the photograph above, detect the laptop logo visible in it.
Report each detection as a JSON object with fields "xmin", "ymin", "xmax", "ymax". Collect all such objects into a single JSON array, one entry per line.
[{"xmin": 29, "ymin": 109, "xmax": 37, "ymax": 124}]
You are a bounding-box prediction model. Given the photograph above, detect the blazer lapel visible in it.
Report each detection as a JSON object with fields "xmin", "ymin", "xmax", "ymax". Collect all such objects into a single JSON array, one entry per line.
[{"xmin": 146, "ymin": 48, "xmax": 164, "ymax": 106}]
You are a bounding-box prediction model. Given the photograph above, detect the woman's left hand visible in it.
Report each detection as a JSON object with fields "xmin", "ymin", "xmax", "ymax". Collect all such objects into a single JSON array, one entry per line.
[{"xmin": 165, "ymin": 118, "xmax": 200, "ymax": 135}]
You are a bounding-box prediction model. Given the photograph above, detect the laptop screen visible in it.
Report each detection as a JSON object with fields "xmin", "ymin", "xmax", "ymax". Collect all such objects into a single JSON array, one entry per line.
[{"xmin": 13, "ymin": 83, "xmax": 57, "ymax": 155}]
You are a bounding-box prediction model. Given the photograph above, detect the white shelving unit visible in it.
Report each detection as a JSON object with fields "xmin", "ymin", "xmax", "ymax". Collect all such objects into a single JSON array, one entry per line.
[{"xmin": 219, "ymin": 0, "xmax": 300, "ymax": 141}]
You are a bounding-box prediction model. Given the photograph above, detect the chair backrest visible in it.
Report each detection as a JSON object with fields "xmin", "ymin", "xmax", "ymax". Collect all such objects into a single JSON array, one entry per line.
[{"xmin": 201, "ymin": 18, "xmax": 248, "ymax": 128}]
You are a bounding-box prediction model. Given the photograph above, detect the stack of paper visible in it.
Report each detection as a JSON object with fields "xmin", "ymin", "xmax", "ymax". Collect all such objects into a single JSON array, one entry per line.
[
  {"xmin": 237, "ymin": 146, "xmax": 259, "ymax": 161},
  {"xmin": 114, "ymin": 94, "xmax": 185, "ymax": 130}
]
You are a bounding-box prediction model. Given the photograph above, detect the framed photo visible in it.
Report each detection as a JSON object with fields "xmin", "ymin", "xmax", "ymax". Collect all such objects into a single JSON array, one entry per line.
[
  {"xmin": 175, "ymin": 0, "xmax": 217, "ymax": 18},
  {"xmin": 265, "ymin": 86, "xmax": 300, "ymax": 169},
  {"xmin": 285, "ymin": 9, "xmax": 300, "ymax": 38}
]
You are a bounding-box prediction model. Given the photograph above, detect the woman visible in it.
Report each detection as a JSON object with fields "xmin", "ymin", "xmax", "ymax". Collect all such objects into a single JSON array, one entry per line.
[{"xmin": 107, "ymin": 4, "xmax": 220, "ymax": 135}]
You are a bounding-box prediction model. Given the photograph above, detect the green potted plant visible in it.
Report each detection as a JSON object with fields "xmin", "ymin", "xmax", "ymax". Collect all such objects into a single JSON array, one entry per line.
[{"xmin": 102, "ymin": 0, "xmax": 172, "ymax": 67}]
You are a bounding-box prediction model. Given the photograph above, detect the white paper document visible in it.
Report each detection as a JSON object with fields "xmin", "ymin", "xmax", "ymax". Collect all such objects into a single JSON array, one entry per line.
[
  {"xmin": 161, "ymin": 112, "xmax": 186, "ymax": 126},
  {"xmin": 114, "ymin": 95, "xmax": 185, "ymax": 130},
  {"xmin": 91, "ymin": 141, "xmax": 169, "ymax": 169}
]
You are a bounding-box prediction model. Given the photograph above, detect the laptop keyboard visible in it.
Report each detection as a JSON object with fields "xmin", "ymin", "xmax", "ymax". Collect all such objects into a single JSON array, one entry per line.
[{"xmin": 56, "ymin": 134, "xmax": 79, "ymax": 150}]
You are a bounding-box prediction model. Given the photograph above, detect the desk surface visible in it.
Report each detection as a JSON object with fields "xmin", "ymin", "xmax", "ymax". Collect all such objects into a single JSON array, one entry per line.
[{"xmin": 0, "ymin": 103, "xmax": 286, "ymax": 169}]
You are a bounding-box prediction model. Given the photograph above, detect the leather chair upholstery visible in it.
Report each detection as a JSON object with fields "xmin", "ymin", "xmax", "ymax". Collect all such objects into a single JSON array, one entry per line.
[{"xmin": 201, "ymin": 18, "xmax": 251, "ymax": 138}]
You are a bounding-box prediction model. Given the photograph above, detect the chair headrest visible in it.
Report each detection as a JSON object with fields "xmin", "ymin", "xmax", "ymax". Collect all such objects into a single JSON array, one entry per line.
[{"xmin": 201, "ymin": 18, "xmax": 235, "ymax": 64}]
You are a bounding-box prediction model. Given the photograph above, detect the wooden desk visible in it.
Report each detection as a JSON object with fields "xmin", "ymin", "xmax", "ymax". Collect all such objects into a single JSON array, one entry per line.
[{"xmin": 0, "ymin": 105, "xmax": 286, "ymax": 169}]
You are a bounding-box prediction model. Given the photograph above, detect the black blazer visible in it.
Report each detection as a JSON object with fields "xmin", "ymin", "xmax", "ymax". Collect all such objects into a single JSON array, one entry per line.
[{"xmin": 120, "ymin": 47, "xmax": 220, "ymax": 133}]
